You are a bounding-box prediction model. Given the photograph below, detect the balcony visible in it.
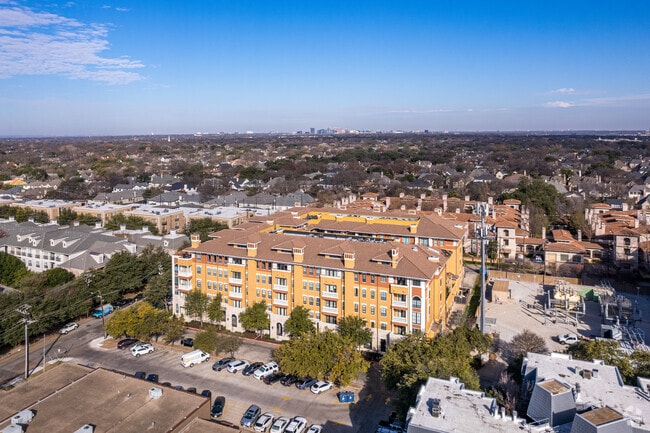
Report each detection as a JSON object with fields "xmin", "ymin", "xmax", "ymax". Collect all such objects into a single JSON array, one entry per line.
[
  {"xmin": 392, "ymin": 300, "xmax": 408, "ymax": 308},
  {"xmin": 273, "ymin": 284, "xmax": 289, "ymax": 293},
  {"xmin": 273, "ymin": 298, "xmax": 289, "ymax": 307},
  {"xmin": 177, "ymin": 269, "xmax": 192, "ymax": 278},
  {"xmin": 229, "ymin": 291, "xmax": 243, "ymax": 299},
  {"xmin": 390, "ymin": 283, "xmax": 409, "ymax": 295},
  {"xmin": 321, "ymin": 290, "xmax": 339, "ymax": 300},
  {"xmin": 177, "ymin": 282, "xmax": 192, "ymax": 292},
  {"xmin": 321, "ymin": 306, "xmax": 338, "ymax": 315},
  {"xmin": 229, "ymin": 277, "xmax": 242, "ymax": 285},
  {"xmin": 391, "ymin": 315, "xmax": 407, "ymax": 324}
]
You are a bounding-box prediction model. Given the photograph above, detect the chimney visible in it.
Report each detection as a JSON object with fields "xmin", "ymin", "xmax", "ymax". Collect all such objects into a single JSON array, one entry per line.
[
  {"xmin": 391, "ymin": 247, "xmax": 399, "ymax": 268},
  {"xmin": 191, "ymin": 233, "xmax": 201, "ymax": 248},
  {"xmin": 399, "ymin": 192, "xmax": 405, "ymax": 198},
  {"xmin": 343, "ymin": 252, "xmax": 355, "ymax": 269},
  {"xmin": 464, "ymin": 195, "xmax": 470, "ymax": 202},
  {"xmin": 247, "ymin": 242, "xmax": 259, "ymax": 257},
  {"xmin": 292, "ymin": 246, "xmax": 303, "ymax": 262},
  {"xmin": 400, "ymin": 205, "xmax": 406, "ymax": 211},
  {"xmin": 577, "ymin": 230, "xmax": 582, "ymax": 242},
  {"xmin": 120, "ymin": 224, "xmax": 126, "ymax": 231},
  {"xmin": 420, "ymin": 193, "xmax": 426, "ymax": 199},
  {"xmin": 409, "ymin": 224, "xmax": 417, "ymax": 233}
]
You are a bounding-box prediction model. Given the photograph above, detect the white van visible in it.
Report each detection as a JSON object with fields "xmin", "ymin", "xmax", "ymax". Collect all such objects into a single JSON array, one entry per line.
[{"xmin": 181, "ymin": 350, "xmax": 210, "ymax": 368}]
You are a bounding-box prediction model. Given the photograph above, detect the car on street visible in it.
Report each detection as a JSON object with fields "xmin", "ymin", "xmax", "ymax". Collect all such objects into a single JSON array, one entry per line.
[
  {"xmin": 210, "ymin": 395, "xmax": 226, "ymax": 419},
  {"xmin": 253, "ymin": 361, "xmax": 279, "ymax": 380},
  {"xmin": 131, "ymin": 342, "xmax": 154, "ymax": 357},
  {"xmin": 295, "ymin": 377, "xmax": 318, "ymax": 390},
  {"xmin": 213, "ymin": 356, "xmax": 236, "ymax": 371},
  {"xmin": 280, "ymin": 375, "xmax": 299, "ymax": 386},
  {"xmin": 263, "ymin": 372, "xmax": 285, "ymax": 385},
  {"xmin": 310, "ymin": 380, "xmax": 333, "ymax": 394},
  {"xmin": 254, "ymin": 412, "xmax": 275, "ymax": 432},
  {"xmin": 243, "ymin": 362, "xmax": 264, "ymax": 376},
  {"xmin": 270, "ymin": 417, "xmax": 291, "ymax": 433},
  {"xmin": 306, "ymin": 425, "xmax": 323, "ymax": 433},
  {"xmin": 558, "ymin": 333, "xmax": 579, "ymax": 345},
  {"xmin": 59, "ymin": 322, "xmax": 79, "ymax": 334},
  {"xmin": 145, "ymin": 373, "xmax": 159, "ymax": 383},
  {"xmin": 285, "ymin": 417, "xmax": 307, "ymax": 433},
  {"xmin": 241, "ymin": 404, "xmax": 261, "ymax": 428},
  {"xmin": 181, "ymin": 337, "xmax": 194, "ymax": 347},
  {"xmin": 227, "ymin": 359, "xmax": 250, "ymax": 373},
  {"xmin": 117, "ymin": 338, "xmax": 139, "ymax": 349}
]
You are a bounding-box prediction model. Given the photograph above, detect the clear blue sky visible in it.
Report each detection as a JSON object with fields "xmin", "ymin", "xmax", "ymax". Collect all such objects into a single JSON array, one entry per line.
[{"xmin": 1, "ymin": 0, "xmax": 649, "ymax": 135}]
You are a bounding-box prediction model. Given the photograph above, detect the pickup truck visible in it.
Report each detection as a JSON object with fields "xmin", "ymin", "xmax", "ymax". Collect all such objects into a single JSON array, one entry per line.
[{"xmin": 558, "ymin": 333, "xmax": 579, "ymax": 345}]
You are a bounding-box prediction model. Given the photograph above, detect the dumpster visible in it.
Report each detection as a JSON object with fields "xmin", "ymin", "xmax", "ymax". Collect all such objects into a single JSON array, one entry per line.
[{"xmin": 338, "ymin": 391, "xmax": 354, "ymax": 403}]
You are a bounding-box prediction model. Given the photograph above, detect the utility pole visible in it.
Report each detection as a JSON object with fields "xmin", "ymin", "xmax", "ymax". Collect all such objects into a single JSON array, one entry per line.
[{"xmin": 16, "ymin": 304, "xmax": 35, "ymax": 379}]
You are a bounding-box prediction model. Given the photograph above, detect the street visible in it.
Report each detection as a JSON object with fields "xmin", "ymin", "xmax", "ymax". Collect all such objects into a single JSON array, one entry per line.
[{"xmin": 0, "ymin": 317, "xmax": 394, "ymax": 433}]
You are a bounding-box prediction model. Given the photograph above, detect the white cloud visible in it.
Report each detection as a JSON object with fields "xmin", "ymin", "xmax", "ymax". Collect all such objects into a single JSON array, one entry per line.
[
  {"xmin": 550, "ymin": 87, "xmax": 576, "ymax": 94},
  {"xmin": 0, "ymin": 4, "xmax": 143, "ymax": 84},
  {"xmin": 115, "ymin": 7, "xmax": 130, "ymax": 12},
  {"xmin": 544, "ymin": 101, "xmax": 574, "ymax": 108}
]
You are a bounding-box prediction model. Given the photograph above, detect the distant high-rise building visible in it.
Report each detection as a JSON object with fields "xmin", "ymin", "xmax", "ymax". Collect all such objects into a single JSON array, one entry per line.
[{"xmin": 310, "ymin": 127, "xmax": 315, "ymax": 134}]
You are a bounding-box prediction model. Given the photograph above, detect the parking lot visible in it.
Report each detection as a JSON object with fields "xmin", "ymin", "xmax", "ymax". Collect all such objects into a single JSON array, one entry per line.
[{"xmin": 80, "ymin": 334, "xmax": 393, "ymax": 433}]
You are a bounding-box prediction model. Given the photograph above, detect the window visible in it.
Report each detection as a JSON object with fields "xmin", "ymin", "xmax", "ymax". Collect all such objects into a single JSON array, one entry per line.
[
  {"xmin": 303, "ymin": 281, "xmax": 307, "ymax": 290},
  {"xmin": 262, "ymin": 289, "xmax": 267, "ymax": 297},
  {"xmin": 277, "ymin": 307, "xmax": 287, "ymax": 316},
  {"xmin": 560, "ymin": 254, "xmax": 569, "ymax": 262},
  {"xmin": 354, "ymin": 303, "xmax": 359, "ymax": 312},
  {"xmin": 196, "ymin": 266, "xmax": 202, "ymax": 274},
  {"xmin": 362, "ymin": 274, "xmax": 367, "ymax": 283},
  {"xmin": 276, "ymin": 277, "xmax": 287, "ymax": 286},
  {"xmin": 325, "ymin": 315, "xmax": 337, "ymax": 324},
  {"xmin": 370, "ymin": 306, "xmax": 375, "ymax": 315},
  {"xmin": 412, "ymin": 297, "xmax": 421, "ymax": 309},
  {"xmin": 276, "ymin": 293, "xmax": 287, "ymax": 300},
  {"xmin": 262, "ymin": 275, "xmax": 267, "ymax": 284},
  {"xmin": 315, "ymin": 298, "xmax": 320, "ymax": 307},
  {"xmin": 504, "ymin": 230, "xmax": 510, "ymax": 237},
  {"xmin": 232, "ymin": 258, "xmax": 243, "ymax": 265},
  {"xmin": 256, "ymin": 275, "xmax": 260, "ymax": 283},
  {"xmin": 412, "ymin": 312, "xmax": 421, "ymax": 325},
  {"xmin": 207, "ymin": 267, "xmax": 212, "ymax": 276},
  {"xmin": 325, "ymin": 284, "xmax": 337, "ymax": 293},
  {"xmin": 381, "ymin": 276, "xmax": 386, "ymax": 283},
  {"xmin": 354, "ymin": 273, "xmax": 359, "ymax": 282},
  {"xmin": 362, "ymin": 288, "xmax": 366, "ymax": 298},
  {"xmin": 309, "ymin": 297, "xmax": 314, "ymax": 305},
  {"xmin": 303, "ymin": 295, "xmax": 307, "ymax": 304},
  {"xmin": 309, "ymin": 282, "xmax": 314, "ymax": 291},
  {"xmin": 370, "ymin": 275, "xmax": 375, "ymax": 284},
  {"xmin": 231, "ymin": 271, "xmax": 241, "ymax": 280},
  {"xmin": 380, "ymin": 307, "xmax": 387, "ymax": 317},
  {"xmin": 624, "ymin": 237, "xmax": 631, "ymax": 246},
  {"xmin": 361, "ymin": 305, "xmax": 366, "ymax": 314},
  {"xmin": 380, "ymin": 322, "xmax": 387, "ymax": 330},
  {"xmin": 324, "ymin": 269, "xmax": 338, "ymax": 277},
  {"xmin": 256, "ymin": 288, "xmax": 260, "ymax": 296},
  {"xmin": 370, "ymin": 290, "xmax": 375, "ymax": 300},
  {"xmin": 277, "ymin": 263, "xmax": 288, "ymax": 271},
  {"xmin": 196, "ymin": 279, "xmax": 202, "ymax": 288},
  {"xmin": 232, "ymin": 300, "xmax": 241, "ymax": 308},
  {"xmin": 325, "ymin": 300, "xmax": 337, "ymax": 308},
  {"xmin": 380, "ymin": 291, "xmax": 387, "ymax": 301},
  {"xmin": 354, "ymin": 287, "xmax": 359, "ymax": 296}
]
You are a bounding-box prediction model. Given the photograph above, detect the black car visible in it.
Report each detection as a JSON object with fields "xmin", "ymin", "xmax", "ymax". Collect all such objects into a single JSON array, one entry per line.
[
  {"xmin": 242, "ymin": 361, "xmax": 264, "ymax": 376},
  {"xmin": 212, "ymin": 356, "xmax": 235, "ymax": 371},
  {"xmin": 263, "ymin": 372, "xmax": 284, "ymax": 385},
  {"xmin": 160, "ymin": 382, "xmax": 172, "ymax": 387},
  {"xmin": 134, "ymin": 371, "xmax": 146, "ymax": 380},
  {"xmin": 186, "ymin": 387, "xmax": 197, "ymax": 394},
  {"xmin": 181, "ymin": 337, "xmax": 194, "ymax": 347},
  {"xmin": 201, "ymin": 389, "xmax": 212, "ymax": 399},
  {"xmin": 117, "ymin": 338, "xmax": 139, "ymax": 349},
  {"xmin": 210, "ymin": 395, "xmax": 226, "ymax": 419},
  {"xmin": 145, "ymin": 374, "xmax": 159, "ymax": 383},
  {"xmin": 280, "ymin": 374, "xmax": 299, "ymax": 386}
]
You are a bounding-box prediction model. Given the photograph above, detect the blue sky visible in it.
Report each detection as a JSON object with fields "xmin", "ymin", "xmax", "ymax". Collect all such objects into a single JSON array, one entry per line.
[{"xmin": 1, "ymin": 0, "xmax": 649, "ymax": 135}]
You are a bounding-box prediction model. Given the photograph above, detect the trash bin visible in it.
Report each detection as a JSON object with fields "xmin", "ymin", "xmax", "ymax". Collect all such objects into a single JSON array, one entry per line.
[{"xmin": 338, "ymin": 391, "xmax": 354, "ymax": 403}]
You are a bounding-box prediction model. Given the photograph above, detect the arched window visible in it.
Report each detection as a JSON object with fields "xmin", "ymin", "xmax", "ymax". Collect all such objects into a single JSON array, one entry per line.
[
  {"xmin": 277, "ymin": 323, "xmax": 283, "ymax": 337},
  {"xmin": 412, "ymin": 296, "xmax": 422, "ymax": 309},
  {"xmin": 231, "ymin": 314, "xmax": 238, "ymax": 328},
  {"xmin": 624, "ymin": 238, "xmax": 631, "ymax": 246}
]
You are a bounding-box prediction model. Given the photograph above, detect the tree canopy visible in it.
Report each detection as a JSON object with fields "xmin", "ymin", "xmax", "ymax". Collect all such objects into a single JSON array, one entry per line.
[
  {"xmin": 284, "ymin": 306, "xmax": 315, "ymax": 338},
  {"xmin": 105, "ymin": 301, "xmax": 174, "ymax": 341},
  {"xmin": 184, "ymin": 289, "xmax": 210, "ymax": 327},
  {"xmin": 337, "ymin": 316, "xmax": 372, "ymax": 348},
  {"xmin": 239, "ymin": 301, "xmax": 270, "ymax": 335}
]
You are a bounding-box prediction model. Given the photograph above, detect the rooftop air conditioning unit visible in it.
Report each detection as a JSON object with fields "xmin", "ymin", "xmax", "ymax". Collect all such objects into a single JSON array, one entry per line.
[{"xmin": 149, "ymin": 387, "xmax": 163, "ymax": 399}]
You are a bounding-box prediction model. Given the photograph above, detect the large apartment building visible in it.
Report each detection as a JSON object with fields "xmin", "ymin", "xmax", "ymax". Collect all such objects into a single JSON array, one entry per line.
[{"xmin": 172, "ymin": 208, "xmax": 465, "ymax": 350}]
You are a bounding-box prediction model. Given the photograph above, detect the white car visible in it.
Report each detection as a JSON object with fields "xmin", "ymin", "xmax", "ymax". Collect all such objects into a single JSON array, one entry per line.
[
  {"xmin": 306, "ymin": 425, "xmax": 323, "ymax": 433},
  {"xmin": 558, "ymin": 333, "xmax": 579, "ymax": 345},
  {"xmin": 310, "ymin": 380, "xmax": 333, "ymax": 394},
  {"xmin": 59, "ymin": 322, "xmax": 79, "ymax": 334},
  {"xmin": 131, "ymin": 343, "xmax": 154, "ymax": 357},
  {"xmin": 253, "ymin": 361, "xmax": 279, "ymax": 380},
  {"xmin": 285, "ymin": 417, "xmax": 307, "ymax": 433},
  {"xmin": 254, "ymin": 412, "xmax": 275, "ymax": 432},
  {"xmin": 270, "ymin": 417, "xmax": 290, "ymax": 433},
  {"xmin": 227, "ymin": 359, "xmax": 250, "ymax": 373}
]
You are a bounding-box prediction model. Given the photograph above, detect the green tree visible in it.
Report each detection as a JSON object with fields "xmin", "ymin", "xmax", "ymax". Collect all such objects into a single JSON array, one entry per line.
[
  {"xmin": 207, "ymin": 293, "xmax": 225, "ymax": 327},
  {"xmin": 137, "ymin": 245, "xmax": 171, "ymax": 284},
  {"xmin": 104, "ymin": 302, "xmax": 169, "ymax": 341},
  {"xmin": 95, "ymin": 251, "xmax": 144, "ymax": 302},
  {"xmin": 569, "ymin": 339, "xmax": 634, "ymax": 383},
  {"xmin": 163, "ymin": 314, "xmax": 185, "ymax": 344},
  {"xmin": 184, "ymin": 289, "xmax": 210, "ymax": 328},
  {"xmin": 144, "ymin": 272, "xmax": 171, "ymax": 309},
  {"xmin": 337, "ymin": 316, "xmax": 372, "ymax": 348},
  {"xmin": 0, "ymin": 252, "xmax": 30, "ymax": 286},
  {"xmin": 42, "ymin": 268, "xmax": 75, "ymax": 287},
  {"xmin": 216, "ymin": 334, "xmax": 243, "ymax": 357},
  {"xmin": 239, "ymin": 301, "xmax": 270, "ymax": 336},
  {"xmin": 194, "ymin": 328, "xmax": 219, "ymax": 354},
  {"xmin": 284, "ymin": 306, "xmax": 315, "ymax": 338}
]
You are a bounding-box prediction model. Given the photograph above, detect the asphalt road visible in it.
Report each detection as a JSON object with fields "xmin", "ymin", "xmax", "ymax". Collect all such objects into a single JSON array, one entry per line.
[{"xmin": 0, "ymin": 316, "xmax": 395, "ymax": 433}]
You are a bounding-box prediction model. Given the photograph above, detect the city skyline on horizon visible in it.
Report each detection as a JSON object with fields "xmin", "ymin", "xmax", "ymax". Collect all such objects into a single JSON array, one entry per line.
[{"xmin": 1, "ymin": 1, "xmax": 649, "ymax": 136}]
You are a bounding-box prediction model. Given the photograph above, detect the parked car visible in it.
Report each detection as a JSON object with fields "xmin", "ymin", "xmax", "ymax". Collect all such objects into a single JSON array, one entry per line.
[
  {"xmin": 310, "ymin": 380, "xmax": 333, "ymax": 394},
  {"xmin": 285, "ymin": 417, "xmax": 307, "ymax": 433},
  {"xmin": 227, "ymin": 359, "xmax": 250, "ymax": 373},
  {"xmin": 243, "ymin": 362, "xmax": 264, "ymax": 376},
  {"xmin": 201, "ymin": 389, "xmax": 212, "ymax": 399},
  {"xmin": 180, "ymin": 350, "xmax": 210, "ymax": 368},
  {"xmin": 306, "ymin": 425, "xmax": 323, "ymax": 433},
  {"xmin": 186, "ymin": 387, "xmax": 197, "ymax": 394},
  {"xmin": 181, "ymin": 337, "xmax": 194, "ymax": 347},
  {"xmin": 254, "ymin": 413, "xmax": 275, "ymax": 432},
  {"xmin": 134, "ymin": 371, "xmax": 146, "ymax": 380},
  {"xmin": 134, "ymin": 293, "xmax": 144, "ymax": 301},
  {"xmin": 160, "ymin": 382, "xmax": 172, "ymax": 387},
  {"xmin": 117, "ymin": 338, "xmax": 139, "ymax": 350},
  {"xmin": 270, "ymin": 417, "xmax": 291, "ymax": 433},
  {"xmin": 59, "ymin": 322, "xmax": 79, "ymax": 334},
  {"xmin": 145, "ymin": 373, "xmax": 159, "ymax": 383},
  {"xmin": 295, "ymin": 377, "xmax": 318, "ymax": 390},
  {"xmin": 253, "ymin": 361, "xmax": 279, "ymax": 380},
  {"xmin": 263, "ymin": 372, "xmax": 285, "ymax": 385},
  {"xmin": 210, "ymin": 395, "xmax": 226, "ymax": 419},
  {"xmin": 280, "ymin": 375, "xmax": 299, "ymax": 386},
  {"xmin": 241, "ymin": 404, "xmax": 261, "ymax": 428},
  {"xmin": 558, "ymin": 333, "xmax": 579, "ymax": 345},
  {"xmin": 131, "ymin": 342, "xmax": 154, "ymax": 357},
  {"xmin": 213, "ymin": 356, "xmax": 236, "ymax": 371}
]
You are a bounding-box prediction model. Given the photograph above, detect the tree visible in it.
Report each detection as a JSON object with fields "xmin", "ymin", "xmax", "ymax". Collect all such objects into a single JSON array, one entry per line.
[
  {"xmin": 0, "ymin": 252, "xmax": 30, "ymax": 286},
  {"xmin": 144, "ymin": 272, "xmax": 171, "ymax": 309},
  {"xmin": 207, "ymin": 293, "xmax": 225, "ymax": 327},
  {"xmin": 186, "ymin": 218, "xmax": 228, "ymax": 242},
  {"xmin": 217, "ymin": 334, "xmax": 243, "ymax": 357},
  {"xmin": 569, "ymin": 339, "xmax": 634, "ymax": 383},
  {"xmin": 194, "ymin": 328, "xmax": 219, "ymax": 354},
  {"xmin": 163, "ymin": 314, "xmax": 185, "ymax": 344},
  {"xmin": 184, "ymin": 289, "xmax": 210, "ymax": 328},
  {"xmin": 274, "ymin": 329, "xmax": 369, "ymax": 385},
  {"xmin": 284, "ymin": 306, "xmax": 315, "ymax": 338},
  {"xmin": 239, "ymin": 301, "xmax": 270, "ymax": 336},
  {"xmin": 337, "ymin": 316, "xmax": 372, "ymax": 348},
  {"xmin": 508, "ymin": 329, "xmax": 548, "ymax": 359}
]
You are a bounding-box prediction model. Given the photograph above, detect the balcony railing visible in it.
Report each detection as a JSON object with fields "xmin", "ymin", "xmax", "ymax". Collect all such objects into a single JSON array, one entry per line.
[
  {"xmin": 392, "ymin": 300, "xmax": 408, "ymax": 308},
  {"xmin": 321, "ymin": 291, "xmax": 339, "ymax": 300},
  {"xmin": 273, "ymin": 284, "xmax": 289, "ymax": 292},
  {"xmin": 229, "ymin": 291, "xmax": 243, "ymax": 299},
  {"xmin": 177, "ymin": 283, "xmax": 192, "ymax": 291},
  {"xmin": 273, "ymin": 298, "xmax": 289, "ymax": 307},
  {"xmin": 391, "ymin": 315, "xmax": 408, "ymax": 324},
  {"xmin": 177, "ymin": 269, "xmax": 192, "ymax": 278},
  {"xmin": 321, "ymin": 306, "xmax": 338, "ymax": 315},
  {"xmin": 229, "ymin": 277, "xmax": 242, "ymax": 285}
]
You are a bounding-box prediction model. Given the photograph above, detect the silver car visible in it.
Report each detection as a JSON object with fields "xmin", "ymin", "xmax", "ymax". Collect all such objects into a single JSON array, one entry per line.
[{"xmin": 241, "ymin": 404, "xmax": 261, "ymax": 428}]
